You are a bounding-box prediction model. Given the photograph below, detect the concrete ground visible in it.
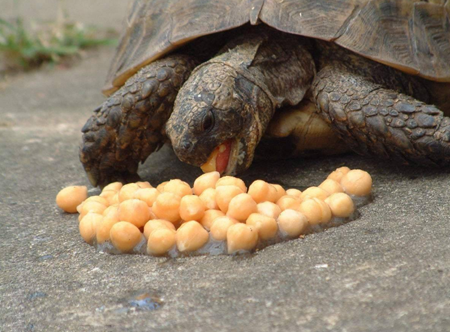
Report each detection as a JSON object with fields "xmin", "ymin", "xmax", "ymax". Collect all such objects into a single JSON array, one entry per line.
[{"xmin": 1, "ymin": 1, "xmax": 449, "ymax": 331}]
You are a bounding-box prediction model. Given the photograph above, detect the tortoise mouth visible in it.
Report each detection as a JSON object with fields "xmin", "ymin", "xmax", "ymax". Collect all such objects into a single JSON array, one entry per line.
[{"xmin": 201, "ymin": 139, "xmax": 236, "ymax": 174}]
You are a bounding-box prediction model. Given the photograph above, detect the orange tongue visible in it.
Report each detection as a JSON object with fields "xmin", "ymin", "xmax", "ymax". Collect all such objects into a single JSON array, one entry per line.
[{"xmin": 201, "ymin": 140, "xmax": 232, "ymax": 174}]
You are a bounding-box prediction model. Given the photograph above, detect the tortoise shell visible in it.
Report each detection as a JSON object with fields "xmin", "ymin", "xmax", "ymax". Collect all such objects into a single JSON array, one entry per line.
[{"xmin": 103, "ymin": 0, "xmax": 450, "ymax": 95}]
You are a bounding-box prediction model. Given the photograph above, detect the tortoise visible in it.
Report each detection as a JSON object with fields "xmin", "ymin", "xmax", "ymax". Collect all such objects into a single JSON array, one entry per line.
[{"xmin": 80, "ymin": 0, "xmax": 450, "ymax": 187}]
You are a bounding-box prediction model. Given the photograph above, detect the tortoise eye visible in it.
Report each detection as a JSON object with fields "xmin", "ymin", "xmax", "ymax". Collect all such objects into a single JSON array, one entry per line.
[{"xmin": 202, "ymin": 110, "xmax": 215, "ymax": 133}]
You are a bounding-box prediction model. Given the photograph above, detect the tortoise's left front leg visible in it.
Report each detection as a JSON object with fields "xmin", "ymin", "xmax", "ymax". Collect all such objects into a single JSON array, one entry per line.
[
  {"xmin": 311, "ymin": 58, "xmax": 450, "ymax": 166},
  {"xmin": 80, "ymin": 55, "xmax": 197, "ymax": 187}
]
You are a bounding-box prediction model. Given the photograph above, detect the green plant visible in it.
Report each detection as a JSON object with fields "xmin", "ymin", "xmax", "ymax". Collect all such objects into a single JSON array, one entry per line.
[{"xmin": 0, "ymin": 15, "xmax": 117, "ymax": 70}]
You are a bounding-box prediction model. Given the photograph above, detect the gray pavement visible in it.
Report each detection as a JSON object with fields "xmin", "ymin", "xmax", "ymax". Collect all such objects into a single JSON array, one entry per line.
[{"xmin": 1, "ymin": 2, "xmax": 450, "ymax": 331}]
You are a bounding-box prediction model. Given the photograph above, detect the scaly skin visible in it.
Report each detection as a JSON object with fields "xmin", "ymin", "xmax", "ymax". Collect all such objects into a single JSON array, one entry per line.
[
  {"xmin": 312, "ymin": 44, "xmax": 450, "ymax": 165},
  {"xmin": 80, "ymin": 55, "xmax": 197, "ymax": 187}
]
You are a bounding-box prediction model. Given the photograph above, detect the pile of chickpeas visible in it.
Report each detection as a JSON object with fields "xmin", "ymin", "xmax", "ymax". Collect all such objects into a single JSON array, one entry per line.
[{"xmin": 55, "ymin": 167, "xmax": 372, "ymax": 256}]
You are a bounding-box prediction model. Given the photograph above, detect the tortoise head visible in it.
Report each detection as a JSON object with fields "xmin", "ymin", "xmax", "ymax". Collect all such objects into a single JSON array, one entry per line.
[{"xmin": 166, "ymin": 63, "xmax": 274, "ymax": 175}]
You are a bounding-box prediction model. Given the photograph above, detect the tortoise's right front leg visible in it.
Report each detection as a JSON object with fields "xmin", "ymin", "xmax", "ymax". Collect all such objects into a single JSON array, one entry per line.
[{"xmin": 80, "ymin": 55, "xmax": 197, "ymax": 187}]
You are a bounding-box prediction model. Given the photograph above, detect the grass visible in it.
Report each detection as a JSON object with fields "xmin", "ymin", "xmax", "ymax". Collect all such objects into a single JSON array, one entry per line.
[{"xmin": 0, "ymin": 12, "xmax": 117, "ymax": 71}]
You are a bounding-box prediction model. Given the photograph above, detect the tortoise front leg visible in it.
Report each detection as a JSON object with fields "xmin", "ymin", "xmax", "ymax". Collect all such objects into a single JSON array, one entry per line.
[
  {"xmin": 80, "ymin": 55, "xmax": 197, "ymax": 187},
  {"xmin": 311, "ymin": 63, "xmax": 450, "ymax": 166}
]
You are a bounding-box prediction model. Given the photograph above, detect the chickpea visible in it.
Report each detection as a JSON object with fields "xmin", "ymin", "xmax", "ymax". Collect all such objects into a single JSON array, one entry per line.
[
  {"xmin": 276, "ymin": 195, "xmax": 301, "ymax": 211},
  {"xmin": 327, "ymin": 166, "xmax": 351, "ymax": 182},
  {"xmin": 193, "ymin": 171, "xmax": 220, "ymax": 195},
  {"xmin": 246, "ymin": 213, "xmax": 278, "ymax": 240},
  {"xmin": 298, "ymin": 198, "xmax": 324, "ymax": 226},
  {"xmin": 96, "ymin": 213, "xmax": 120, "ymax": 244},
  {"xmin": 143, "ymin": 219, "xmax": 176, "ymax": 239},
  {"xmin": 152, "ymin": 192, "xmax": 181, "ymax": 223},
  {"xmin": 200, "ymin": 209, "xmax": 225, "ymax": 230},
  {"xmin": 314, "ymin": 198, "xmax": 332, "ymax": 224},
  {"xmin": 100, "ymin": 190, "xmax": 118, "ymax": 204},
  {"xmin": 271, "ymin": 184, "xmax": 286, "ymax": 202},
  {"xmin": 84, "ymin": 195, "xmax": 109, "ymax": 206},
  {"xmin": 110, "ymin": 221, "xmax": 143, "ymax": 252},
  {"xmin": 341, "ymin": 169, "xmax": 372, "ymax": 196},
  {"xmin": 227, "ymin": 224, "xmax": 259, "ymax": 254},
  {"xmin": 56, "ymin": 186, "xmax": 88, "ymax": 213},
  {"xmin": 277, "ymin": 209, "xmax": 308, "ymax": 237},
  {"xmin": 216, "ymin": 176, "xmax": 247, "ymax": 193},
  {"xmin": 215, "ymin": 185, "xmax": 244, "ymax": 213},
  {"xmin": 133, "ymin": 188, "xmax": 159, "ymax": 207},
  {"xmin": 103, "ymin": 182, "xmax": 123, "ymax": 192},
  {"xmin": 300, "ymin": 187, "xmax": 329, "ymax": 201},
  {"xmin": 257, "ymin": 202, "xmax": 282, "ymax": 219},
  {"xmin": 118, "ymin": 183, "xmax": 140, "ymax": 202},
  {"xmin": 147, "ymin": 228, "xmax": 176, "ymax": 255},
  {"xmin": 286, "ymin": 188, "xmax": 302, "ymax": 199},
  {"xmin": 163, "ymin": 179, "xmax": 192, "ymax": 197},
  {"xmin": 176, "ymin": 221, "xmax": 209, "ymax": 252},
  {"xmin": 110, "ymin": 193, "xmax": 120, "ymax": 205},
  {"xmin": 136, "ymin": 181, "xmax": 152, "ymax": 188},
  {"xmin": 210, "ymin": 216, "xmax": 238, "ymax": 241},
  {"xmin": 118, "ymin": 199, "xmax": 151, "ymax": 228},
  {"xmin": 102, "ymin": 205, "xmax": 119, "ymax": 218},
  {"xmin": 78, "ymin": 200, "xmax": 107, "ymax": 221},
  {"xmin": 248, "ymin": 180, "xmax": 271, "ymax": 203},
  {"xmin": 227, "ymin": 193, "xmax": 258, "ymax": 222},
  {"xmin": 319, "ymin": 179, "xmax": 344, "ymax": 195},
  {"xmin": 325, "ymin": 193, "xmax": 355, "ymax": 218},
  {"xmin": 79, "ymin": 213, "xmax": 103, "ymax": 244},
  {"xmin": 156, "ymin": 181, "xmax": 168, "ymax": 193},
  {"xmin": 180, "ymin": 195, "xmax": 206, "ymax": 222},
  {"xmin": 199, "ymin": 188, "xmax": 218, "ymax": 210}
]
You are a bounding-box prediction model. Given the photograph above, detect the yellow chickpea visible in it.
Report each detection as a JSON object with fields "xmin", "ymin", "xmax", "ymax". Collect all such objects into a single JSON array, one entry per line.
[
  {"xmin": 215, "ymin": 176, "xmax": 247, "ymax": 193},
  {"xmin": 143, "ymin": 219, "xmax": 176, "ymax": 239},
  {"xmin": 210, "ymin": 216, "xmax": 238, "ymax": 241},
  {"xmin": 200, "ymin": 209, "xmax": 225, "ymax": 230},
  {"xmin": 84, "ymin": 195, "xmax": 109, "ymax": 206},
  {"xmin": 199, "ymin": 188, "xmax": 218, "ymax": 210},
  {"xmin": 277, "ymin": 209, "xmax": 309, "ymax": 237},
  {"xmin": 147, "ymin": 228, "xmax": 177, "ymax": 256},
  {"xmin": 226, "ymin": 193, "xmax": 258, "ymax": 222},
  {"xmin": 102, "ymin": 205, "xmax": 119, "ymax": 218},
  {"xmin": 285, "ymin": 188, "xmax": 302, "ymax": 199},
  {"xmin": 215, "ymin": 185, "xmax": 244, "ymax": 213},
  {"xmin": 272, "ymin": 184, "xmax": 286, "ymax": 202},
  {"xmin": 248, "ymin": 180, "xmax": 271, "ymax": 203},
  {"xmin": 96, "ymin": 213, "xmax": 120, "ymax": 244},
  {"xmin": 341, "ymin": 169, "xmax": 373, "ymax": 196},
  {"xmin": 156, "ymin": 181, "xmax": 168, "ymax": 192},
  {"xmin": 325, "ymin": 193, "xmax": 355, "ymax": 218},
  {"xmin": 193, "ymin": 171, "xmax": 220, "ymax": 195},
  {"xmin": 276, "ymin": 195, "xmax": 301, "ymax": 211},
  {"xmin": 100, "ymin": 190, "xmax": 118, "ymax": 205},
  {"xmin": 298, "ymin": 198, "xmax": 324, "ymax": 226},
  {"xmin": 103, "ymin": 182, "xmax": 123, "ymax": 192},
  {"xmin": 319, "ymin": 179, "xmax": 344, "ymax": 195},
  {"xmin": 246, "ymin": 213, "xmax": 278, "ymax": 241},
  {"xmin": 300, "ymin": 187, "xmax": 330, "ymax": 201},
  {"xmin": 327, "ymin": 166, "xmax": 351, "ymax": 182},
  {"xmin": 110, "ymin": 221, "xmax": 143, "ymax": 252},
  {"xmin": 133, "ymin": 188, "xmax": 160, "ymax": 207},
  {"xmin": 314, "ymin": 198, "xmax": 332, "ymax": 224},
  {"xmin": 176, "ymin": 221, "xmax": 209, "ymax": 252},
  {"xmin": 110, "ymin": 193, "xmax": 120, "ymax": 205},
  {"xmin": 78, "ymin": 200, "xmax": 107, "ymax": 221},
  {"xmin": 118, "ymin": 183, "xmax": 140, "ymax": 202},
  {"xmin": 79, "ymin": 213, "xmax": 103, "ymax": 244},
  {"xmin": 163, "ymin": 179, "xmax": 192, "ymax": 197},
  {"xmin": 118, "ymin": 199, "xmax": 151, "ymax": 228},
  {"xmin": 257, "ymin": 201, "xmax": 282, "ymax": 219},
  {"xmin": 227, "ymin": 224, "xmax": 259, "ymax": 254},
  {"xmin": 152, "ymin": 192, "xmax": 181, "ymax": 223},
  {"xmin": 136, "ymin": 181, "xmax": 152, "ymax": 188},
  {"xmin": 180, "ymin": 195, "xmax": 206, "ymax": 222},
  {"xmin": 56, "ymin": 186, "xmax": 88, "ymax": 213}
]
